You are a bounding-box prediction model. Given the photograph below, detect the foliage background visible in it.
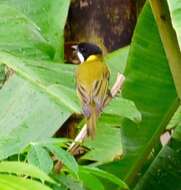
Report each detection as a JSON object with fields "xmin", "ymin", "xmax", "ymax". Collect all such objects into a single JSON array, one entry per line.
[{"xmin": 0, "ymin": 0, "xmax": 180, "ymax": 190}]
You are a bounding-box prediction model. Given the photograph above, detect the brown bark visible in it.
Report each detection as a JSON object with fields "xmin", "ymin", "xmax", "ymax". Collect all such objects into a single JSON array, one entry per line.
[{"xmin": 65, "ymin": 0, "xmax": 136, "ymax": 55}]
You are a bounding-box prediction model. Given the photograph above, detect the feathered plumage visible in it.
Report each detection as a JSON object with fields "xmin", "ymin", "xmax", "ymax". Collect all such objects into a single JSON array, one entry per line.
[{"xmin": 75, "ymin": 47, "xmax": 110, "ymax": 138}]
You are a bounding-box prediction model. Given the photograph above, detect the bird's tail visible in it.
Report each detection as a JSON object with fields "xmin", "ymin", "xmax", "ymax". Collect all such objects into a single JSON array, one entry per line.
[{"xmin": 87, "ymin": 110, "xmax": 97, "ymax": 139}]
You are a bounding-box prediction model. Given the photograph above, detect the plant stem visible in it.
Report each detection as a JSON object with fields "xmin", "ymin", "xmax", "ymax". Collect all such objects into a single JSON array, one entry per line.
[{"xmin": 149, "ymin": 0, "xmax": 181, "ymax": 100}]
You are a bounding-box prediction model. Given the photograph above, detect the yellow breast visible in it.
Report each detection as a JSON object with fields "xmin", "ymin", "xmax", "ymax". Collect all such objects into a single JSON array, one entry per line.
[{"xmin": 76, "ymin": 55, "xmax": 109, "ymax": 87}]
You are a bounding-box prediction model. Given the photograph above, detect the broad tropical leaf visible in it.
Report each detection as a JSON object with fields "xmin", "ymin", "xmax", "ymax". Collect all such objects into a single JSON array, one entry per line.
[
  {"xmin": 1, "ymin": 0, "xmax": 71, "ymax": 60},
  {"xmin": 0, "ymin": 73, "xmax": 71, "ymax": 160},
  {"xmin": 79, "ymin": 170, "xmax": 105, "ymax": 190},
  {"xmin": 79, "ymin": 166, "xmax": 128, "ymax": 189},
  {"xmin": 81, "ymin": 119, "xmax": 123, "ymax": 164},
  {"xmin": 100, "ymin": 3, "xmax": 178, "ymax": 188},
  {"xmin": 134, "ymin": 123, "xmax": 181, "ymax": 190},
  {"xmin": 0, "ymin": 4, "xmax": 53, "ymax": 60}
]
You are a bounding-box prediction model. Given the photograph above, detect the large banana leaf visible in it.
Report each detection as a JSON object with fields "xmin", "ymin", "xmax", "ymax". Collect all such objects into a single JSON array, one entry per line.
[
  {"xmin": 135, "ymin": 0, "xmax": 181, "ymax": 190},
  {"xmin": 100, "ymin": 2, "xmax": 178, "ymax": 188},
  {"xmin": 134, "ymin": 121, "xmax": 181, "ymax": 190},
  {"xmin": 0, "ymin": 0, "xmax": 70, "ymax": 60},
  {"xmin": 0, "ymin": 0, "xmax": 72, "ymax": 159},
  {"xmin": 0, "ymin": 4, "xmax": 53, "ymax": 59}
]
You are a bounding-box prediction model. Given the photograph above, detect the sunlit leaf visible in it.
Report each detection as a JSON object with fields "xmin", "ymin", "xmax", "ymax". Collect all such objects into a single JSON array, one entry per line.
[
  {"xmin": 0, "ymin": 0, "xmax": 70, "ymax": 60},
  {"xmin": 27, "ymin": 145, "xmax": 53, "ymax": 174},
  {"xmin": 134, "ymin": 125, "xmax": 181, "ymax": 190},
  {"xmin": 100, "ymin": 3, "xmax": 178, "ymax": 187},
  {"xmin": 167, "ymin": 0, "xmax": 181, "ymax": 51},
  {"xmin": 0, "ymin": 4, "xmax": 53, "ymax": 59},
  {"xmin": 0, "ymin": 174, "xmax": 52, "ymax": 190},
  {"xmin": 46, "ymin": 145, "xmax": 78, "ymax": 176},
  {"xmin": 79, "ymin": 170, "xmax": 105, "ymax": 190},
  {"xmin": 79, "ymin": 166, "xmax": 128, "ymax": 189},
  {"xmin": 166, "ymin": 105, "xmax": 181, "ymax": 130},
  {"xmin": 82, "ymin": 122, "xmax": 123, "ymax": 164},
  {"xmin": 55, "ymin": 175, "xmax": 85, "ymax": 190},
  {"xmin": 0, "ymin": 161, "xmax": 55, "ymax": 183},
  {"xmin": 104, "ymin": 97, "xmax": 142, "ymax": 123}
]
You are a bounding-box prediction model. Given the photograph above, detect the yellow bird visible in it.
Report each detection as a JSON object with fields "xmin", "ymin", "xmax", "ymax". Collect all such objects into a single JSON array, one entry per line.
[{"xmin": 73, "ymin": 42, "xmax": 110, "ymax": 138}]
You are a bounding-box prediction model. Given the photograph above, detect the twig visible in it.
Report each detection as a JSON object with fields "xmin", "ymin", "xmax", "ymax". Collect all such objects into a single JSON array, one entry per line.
[
  {"xmin": 68, "ymin": 124, "xmax": 87, "ymax": 154},
  {"xmin": 110, "ymin": 73, "xmax": 125, "ymax": 97}
]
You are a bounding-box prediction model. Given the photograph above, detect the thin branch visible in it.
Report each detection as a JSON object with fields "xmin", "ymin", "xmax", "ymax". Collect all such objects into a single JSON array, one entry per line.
[{"xmin": 68, "ymin": 124, "xmax": 87, "ymax": 153}]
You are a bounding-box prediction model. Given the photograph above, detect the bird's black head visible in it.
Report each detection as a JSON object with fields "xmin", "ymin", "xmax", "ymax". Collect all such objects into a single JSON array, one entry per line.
[{"xmin": 73, "ymin": 42, "xmax": 102, "ymax": 63}]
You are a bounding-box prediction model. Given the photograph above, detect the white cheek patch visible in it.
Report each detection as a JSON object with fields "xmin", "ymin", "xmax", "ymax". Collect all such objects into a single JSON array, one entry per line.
[{"xmin": 77, "ymin": 51, "xmax": 85, "ymax": 63}]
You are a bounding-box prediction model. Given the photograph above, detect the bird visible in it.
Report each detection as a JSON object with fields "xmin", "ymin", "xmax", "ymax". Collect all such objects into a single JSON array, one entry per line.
[{"xmin": 72, "ymin": 42, "xmax": 110, "ymax": 138}]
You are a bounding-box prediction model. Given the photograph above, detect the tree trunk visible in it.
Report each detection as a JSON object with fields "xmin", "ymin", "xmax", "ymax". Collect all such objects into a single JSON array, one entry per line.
[{"xmin": 65, "ymin": 0, "xmax": 136, "ymax": 55}]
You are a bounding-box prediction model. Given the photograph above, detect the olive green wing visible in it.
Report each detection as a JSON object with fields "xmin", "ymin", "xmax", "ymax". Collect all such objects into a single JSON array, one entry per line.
[
  {"xmin": 76, "ymin": 62, "xmax": 110, "ymax": 117},
  {"xmin": 92, "ymin": 67, "xmax": 110, "ymax": 114}
]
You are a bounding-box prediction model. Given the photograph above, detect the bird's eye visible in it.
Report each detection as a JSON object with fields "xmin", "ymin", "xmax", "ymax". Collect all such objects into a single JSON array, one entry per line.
[{"xmin": 80, "ymin": 47, "xmax": 86, "ymax": 53}]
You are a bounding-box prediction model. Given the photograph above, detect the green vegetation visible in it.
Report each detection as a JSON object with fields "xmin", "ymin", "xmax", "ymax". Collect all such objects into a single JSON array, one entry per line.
[{"xmin": 0, "ymin": 1, "xmax": 180, "ymax": 190}]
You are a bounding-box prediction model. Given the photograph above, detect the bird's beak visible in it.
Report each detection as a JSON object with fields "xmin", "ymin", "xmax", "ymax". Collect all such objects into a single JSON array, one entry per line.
[{"xmin": 71, "ymin": 45, "xmax": 78, "ymax": 50}]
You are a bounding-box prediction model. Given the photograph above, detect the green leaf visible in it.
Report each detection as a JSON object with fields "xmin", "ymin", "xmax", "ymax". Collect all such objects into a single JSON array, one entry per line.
[
  {"xmin": 46, "ymin": 145, "xmax": 78, "ymax": 176},
  {"xmin": 0, "ymin": 174, "xmax": 52, "ymax": 190},
  {"xmin": 0, "ymin": 161, "xmax": 55, "ymax": 183},
  {"xmin": 100, "ymin": 2, "xmax": 178, "ymax": 186},
  {"xmin": 0, "ymin": 2, "xmax": 74, "ymax": 161},
  {"xmin": 134, "ymin": 143, "xmax": 181, "ymax": 190},
  {"xmin": 55, "ymin": 175, "xmax": 85, "ymax": 190},
  {"xmin": 0, "ymin": 52, "xmax": 79, "ymax": 112},
  {"xmin": 105, "ymin": 46, "xmax": 129, "ymax": 85},
  {"xmin": 134, "ymin": 125, "xmax": 181, "ymax": 190},
  {"xmin": 82, "ymin": 121, "xmax": 123, "ymax": 164},
  {"xmin": 79, "ymin": 170, "xmax": 105, "ymax": 190},
  {"xmin": 79, "ymin": 166, "xmax": 128, "ymax": 189},
  {"xmin": 0, "ymin": 4, "xmax": 53, "ymax": 59},
  {"xmin": 30, "ymin": 138, "xmax": 70, "ymax": 147},
  {"xmin": 172, "ymin": 120, "xmax": 181, "ymax": 141},
  {"xmin": 166, "ymin": 105, "xmax": 181, "ymax": 129},
  {"xmin": 104, "ymin": 97, "xmax": 142, "ymax": 123},
  {"xmin": 27, "ymin": 145, "xmax": 53, "ymax": 174},
  {"xmin": 2, "ymin": 0, "xmax": 70, "ymax": 60},
  {"xmin": 167, "ymin": 0, "xmax": 181, "ymax": 51},
  {"xmin": 150, "ymin": 0, "xmax": 181, "ymax": 99},
  {"xmin": 0, "ymin": 74, "xmax": 70, "ymax": 160}
]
